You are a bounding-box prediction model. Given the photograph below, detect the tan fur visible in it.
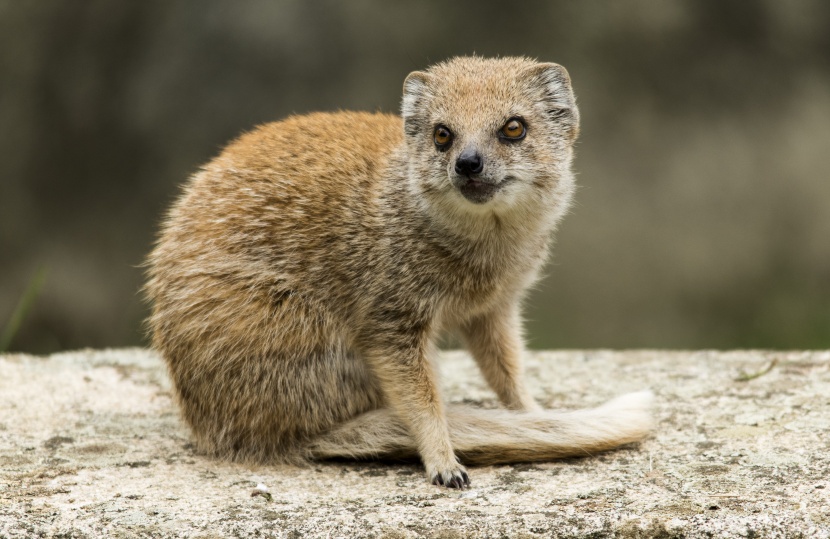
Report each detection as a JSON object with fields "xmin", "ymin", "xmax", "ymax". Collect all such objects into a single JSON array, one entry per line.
[{"xmin": 145, "ymin": 56, "xmax": 653, "ymax": 488}]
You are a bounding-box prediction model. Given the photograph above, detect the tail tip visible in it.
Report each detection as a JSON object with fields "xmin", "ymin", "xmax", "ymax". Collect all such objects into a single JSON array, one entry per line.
[
  {"xmin": 601, "ymin": 389, "xmax": 656, "ymax": 438},
  {"xmin": 608, "ymin": 390, "xmax": 654, "ymax": 410}
]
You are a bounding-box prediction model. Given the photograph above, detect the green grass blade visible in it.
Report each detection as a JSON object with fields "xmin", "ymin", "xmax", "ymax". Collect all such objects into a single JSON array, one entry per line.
[{"xmin": 0, "ymin": 267, "xmax": 48, "ymax": 353}]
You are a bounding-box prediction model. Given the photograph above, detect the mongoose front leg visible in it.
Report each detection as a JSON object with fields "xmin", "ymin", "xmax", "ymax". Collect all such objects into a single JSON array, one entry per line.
[
  {"xmin": 459, "ymin": 303, "xmax": 541, "ymax": 412},
  {"xmin": 360, "ymin": 328, "xmax": 470, "ymax": 488}
]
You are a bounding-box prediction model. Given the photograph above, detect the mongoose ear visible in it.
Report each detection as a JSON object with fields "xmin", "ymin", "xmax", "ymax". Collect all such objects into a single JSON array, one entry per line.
[
  {"xmin": 525, "ymin": 63, "xmax": 580, "ymax": 141},
  {"xmin": 402, "ymin": 71, "xmax": 432, "ymax": 137}
]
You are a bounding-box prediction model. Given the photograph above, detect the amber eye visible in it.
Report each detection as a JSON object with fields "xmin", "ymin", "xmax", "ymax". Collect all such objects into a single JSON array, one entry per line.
[
  {"xmin": 500, "ymin": 118, "xmax": 526, "ymax": 140},
  {"xmin": 433, "ymin": 125, "xmax": 453, "ymax": 149}
]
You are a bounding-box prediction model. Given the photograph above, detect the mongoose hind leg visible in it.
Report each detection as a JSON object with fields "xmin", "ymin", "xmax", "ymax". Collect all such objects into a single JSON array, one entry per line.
[{"xmin": 153, "ymin": 282, "xmax": 383, "ymax": 463}]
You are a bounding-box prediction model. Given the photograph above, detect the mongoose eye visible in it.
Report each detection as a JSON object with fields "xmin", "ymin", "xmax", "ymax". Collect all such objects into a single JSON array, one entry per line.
[
  {"xmin": 433, "ymin": 125, "xmax": 453, "ymax": 150},
  {"xmin": 499, "ymin": 118, "xmax": 526, "ymax": 141}
]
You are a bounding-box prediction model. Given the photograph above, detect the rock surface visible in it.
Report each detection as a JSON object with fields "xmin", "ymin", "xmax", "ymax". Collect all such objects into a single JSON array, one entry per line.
[{"xmin": 1, "ymin": 348, "xmax": 829, "ymax": 538}]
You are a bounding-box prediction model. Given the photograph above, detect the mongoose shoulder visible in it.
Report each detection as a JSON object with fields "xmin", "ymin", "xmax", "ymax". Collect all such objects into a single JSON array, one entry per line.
[{"xmin": 146, "ymin": 56, "xmax": 652, "ymax": 488}]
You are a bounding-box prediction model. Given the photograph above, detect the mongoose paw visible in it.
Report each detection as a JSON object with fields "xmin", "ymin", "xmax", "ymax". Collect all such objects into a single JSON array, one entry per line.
[{"xmin": 430, "ymin": 468, "xmax": 470, "ymax": 489}]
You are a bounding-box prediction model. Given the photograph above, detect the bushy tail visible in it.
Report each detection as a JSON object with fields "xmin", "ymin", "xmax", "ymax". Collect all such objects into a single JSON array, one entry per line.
[{"xmin": 307, "ymin": 391, "xmax": 654, "ymax": 466}]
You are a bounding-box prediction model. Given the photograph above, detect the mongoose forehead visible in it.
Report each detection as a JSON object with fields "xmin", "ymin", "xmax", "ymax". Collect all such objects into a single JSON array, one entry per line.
[
  {"xmin": 420, "ymin": 56, "xmax": 556, "ymax": 116},
  {"xmin": 405, "ymin": 56, "xmax": 577, "ymax": 129}
]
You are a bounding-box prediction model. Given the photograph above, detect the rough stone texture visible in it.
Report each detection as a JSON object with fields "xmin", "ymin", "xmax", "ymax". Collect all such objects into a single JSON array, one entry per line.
[{"xmin": 1, "ymin": 348, "xmax": 829, "ymax": 538}]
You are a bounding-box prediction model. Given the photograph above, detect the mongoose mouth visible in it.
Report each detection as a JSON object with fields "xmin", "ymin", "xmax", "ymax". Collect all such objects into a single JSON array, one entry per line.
[{"xmin": 456, "ymin": 176, "xmax": 513, "ymax": 204}]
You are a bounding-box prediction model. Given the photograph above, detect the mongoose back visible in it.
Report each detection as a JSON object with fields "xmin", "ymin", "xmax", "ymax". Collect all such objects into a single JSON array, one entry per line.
[{"xmin": 146, "ymin": 56, "xmax": 652, "ymax": 488}]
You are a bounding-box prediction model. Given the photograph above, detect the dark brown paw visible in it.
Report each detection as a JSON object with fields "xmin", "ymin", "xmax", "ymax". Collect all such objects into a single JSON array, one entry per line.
[{"xmin": 430, "ymin": 469, "xmax": 470, "ymax": 489}]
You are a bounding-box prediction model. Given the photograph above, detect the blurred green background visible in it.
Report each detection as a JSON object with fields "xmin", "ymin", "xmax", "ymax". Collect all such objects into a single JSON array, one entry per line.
[{"xmin": 1, "ymin": 1, "xmax": 829, "ymax": 353}]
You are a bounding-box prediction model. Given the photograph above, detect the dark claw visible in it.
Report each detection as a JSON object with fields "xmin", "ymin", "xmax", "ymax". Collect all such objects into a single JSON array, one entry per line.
[
  {"xmin": 431, "ymin": 470, "xmax": 471, "ymax": 489},
  {"xmin": 447, "ymin": 472, "xmax": 470, "ymax": 489}
]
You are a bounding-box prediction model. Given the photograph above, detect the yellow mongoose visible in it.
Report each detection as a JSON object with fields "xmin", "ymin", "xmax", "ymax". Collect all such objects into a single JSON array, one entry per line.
[{"xmin": 146, "ymin": 56, "xmax": 652, "ymax": 488}]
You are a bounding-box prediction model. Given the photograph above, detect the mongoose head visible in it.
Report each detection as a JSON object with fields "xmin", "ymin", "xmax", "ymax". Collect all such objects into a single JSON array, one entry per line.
[{"xmin": 402, "ymin": 56, "xmax": 579, "ymax": 218}]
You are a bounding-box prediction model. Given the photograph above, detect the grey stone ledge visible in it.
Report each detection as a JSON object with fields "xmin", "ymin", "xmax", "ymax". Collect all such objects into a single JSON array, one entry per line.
[{"xmin": 1, "ymin": 348, "xmax": 829, "ymax": 538}]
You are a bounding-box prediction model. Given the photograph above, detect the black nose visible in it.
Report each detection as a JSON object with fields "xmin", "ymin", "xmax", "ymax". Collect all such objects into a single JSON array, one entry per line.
[{"xmin": 455, "ymin": 150, "xmax": 483, "ymax": 176}]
